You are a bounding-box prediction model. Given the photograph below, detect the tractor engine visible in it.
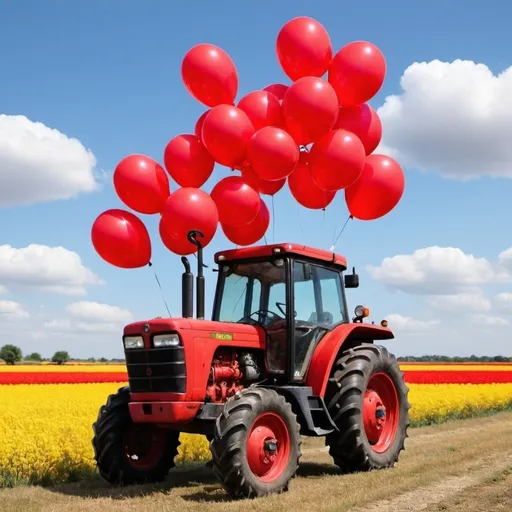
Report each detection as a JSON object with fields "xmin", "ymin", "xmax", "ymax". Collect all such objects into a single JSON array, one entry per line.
[{"xmin": 206, "ymin": 349, "xmax": 261, "ymax": 403}]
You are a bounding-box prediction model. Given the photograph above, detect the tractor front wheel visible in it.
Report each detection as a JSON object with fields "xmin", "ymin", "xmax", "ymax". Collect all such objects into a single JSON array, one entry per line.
[
  {"xmin": 325, "ymin": 343, "xmax": 410, "ymax": 473},
  {"xmin": 210, "ymin": 387, "xmax": 302, "ymax": 499},
  {"xmin": 92, "ymin": 386, "xmax": 181, "ymax": 485}
]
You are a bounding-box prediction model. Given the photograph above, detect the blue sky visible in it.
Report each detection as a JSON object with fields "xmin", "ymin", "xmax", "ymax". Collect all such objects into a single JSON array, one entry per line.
[{"xmin": 1, "ymin": 0, "xmax": 512, "ymax": 358}]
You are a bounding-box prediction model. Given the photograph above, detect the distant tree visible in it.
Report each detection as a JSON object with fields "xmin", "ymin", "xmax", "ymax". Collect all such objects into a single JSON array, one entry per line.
[
  {"xmin": 99, "ymin": 357, "xmax": 107, "ymax": 363},
  {"xmin": 0, "ymin": 344, "xmax": 23, "ymax": 365},
  {"xmin": 87, "ymin": 357, "xmax": 96, "ymax": 363},
  {"xmin": 51, "ymin": 351, "xmax": 70, "ymax": 365},
  {"xmin": 24, "ymin": 352, "xmax": 42, "ymax": 362}
]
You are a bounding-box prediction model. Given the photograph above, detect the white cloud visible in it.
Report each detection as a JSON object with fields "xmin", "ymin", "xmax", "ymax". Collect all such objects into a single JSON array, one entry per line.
[
  {"xmin": 0, "ymin": 114, "xmax": 99, "ymax": 207},
  {"xmin": 385, "ymin": 313, "xmax": 439, "ymax": 334},
  {"xmin": 44, "ymin": 318, "xmax": 124, "ymax": 334},
  {"xmin": 472, "ymin": 314, "xmax": 510, "ymax": 327},
  {"xmin": 495, "ymin": 292, "xmax": 512, "ymax": 310},
  {"xmin": 44, "ymin": 302, "xmax": 133, "ymax": 339},
  {"xmin": 367, "ymin": 246, "xmax": 509, "ymax": 294},
  {"xmin": 0, "ymin": 300, "xmax": 29, "ymax": 318},
  {"xmin": 498, "ymin": 248, "xmax": 512, "ymax": 272},
  {"xmin": 428, "ymin": 292, "xmax": 491, "ymax": 313},
  {"xmin": 43, "ymin": 319, "xmax": 73, "ymax": 331},
  {"xmin": 0, "ymin": 244, "xmax": 103, "ymax": 295},
  {"xmin": 66, "ymin": 301, "xmax": 133, "ymax": 323},
  {"xmin": 0, "ymin": 285, "xmax": 7, "ymax": 294},
  {"xmin": 377, "ymin": 59, "xmax": 512, "ymax": 180}
]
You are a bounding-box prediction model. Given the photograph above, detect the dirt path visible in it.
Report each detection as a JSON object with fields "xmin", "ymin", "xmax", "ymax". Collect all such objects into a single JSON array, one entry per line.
[
  {"xmin": 2, "ymin": 412, "xmax": 512, "ymax": 512},
  {"xmin": 352, "ymin": 454, "xmax": 512, "ymax": 512}
]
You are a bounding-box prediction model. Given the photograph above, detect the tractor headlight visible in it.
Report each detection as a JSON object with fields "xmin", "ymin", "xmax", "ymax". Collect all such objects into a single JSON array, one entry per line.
[
  {"xmin": 354, "ymin": 305, "xmax": 370, "ymax": 319},
  {"xmin": 153, "ymin": 333, "xmax": 181, "ymax": 348},
  {"xmin": 124, "ymin": 335, "xmax": 144, "ymax": 349}
]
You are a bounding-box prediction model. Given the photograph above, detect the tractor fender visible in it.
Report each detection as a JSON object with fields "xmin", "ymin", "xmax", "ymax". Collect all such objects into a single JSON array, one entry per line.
[{"xmin": 305, "ymin": 323, "xmax": 394, "ymax": 397}]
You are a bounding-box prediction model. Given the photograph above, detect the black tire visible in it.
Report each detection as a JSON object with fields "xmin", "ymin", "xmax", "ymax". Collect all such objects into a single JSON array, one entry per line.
[
  {"xmin": 92, "ymin": 386, "xmax": 181, "ymax": 485},
  {"xmin": 210, "ymin": 387, "xmax": 302, "ymax": 499},
  {"xmin": 324, "ymin": 343, "xmax": 410, "ymax": 473}
]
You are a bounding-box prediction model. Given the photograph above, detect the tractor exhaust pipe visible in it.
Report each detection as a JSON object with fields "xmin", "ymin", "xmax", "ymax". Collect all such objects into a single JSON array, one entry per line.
[
  {"xmin": 180, "ymin": 256, "xmax": 193, "ymax": 319},
  {"xmin": 187, "ymin": 230, "xmax": 205, "ymax": 320}
]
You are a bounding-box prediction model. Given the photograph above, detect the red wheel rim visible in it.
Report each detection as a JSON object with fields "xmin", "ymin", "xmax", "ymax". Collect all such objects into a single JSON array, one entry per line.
[
  {"xmin": 363, "ymin": 372, "xmax": 399, "ymax": 453},
  {"xmin": 122, "ymin": 424, "xmax": 168, "ymax": 469},
  {"xmin": 246, "ymin": 412, "xmax": 291, "ymax": 483}
]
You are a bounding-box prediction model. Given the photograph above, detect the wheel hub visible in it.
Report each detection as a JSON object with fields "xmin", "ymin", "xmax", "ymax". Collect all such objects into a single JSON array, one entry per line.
[
  {"xmin": 361, "ymin": 372, "xmax": 401, "ymax": 453},
  {"xmin": 363, "ymin": 389, "xmax": 387, "ymax": 444},
  {"xmin": 264, "ymin": 440, "xmax": 278, "ymax": 455},
  {"xmin": 123, "ymin": 424, "xmax": 167, "ymax": 469},
  {"xmin": 246, "ymin": 412, "xmax": 291, "ymax": 483}
]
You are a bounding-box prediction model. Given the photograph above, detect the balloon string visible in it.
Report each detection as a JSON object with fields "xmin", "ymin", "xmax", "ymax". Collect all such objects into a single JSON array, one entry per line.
[
  {"xmin": 148, "ymin": 262, "xmax": 172, "ymax": 317},
  {"xmin": 297, "ymin": 203, "xmax": 304, "ymax": 238},
  {"xmin": 272, "ymin": 195, "xmax": 276, "ymax": 244},
  {"xmin": 332, "ymin": 215, "xmax": 353, "ymax": 249}
]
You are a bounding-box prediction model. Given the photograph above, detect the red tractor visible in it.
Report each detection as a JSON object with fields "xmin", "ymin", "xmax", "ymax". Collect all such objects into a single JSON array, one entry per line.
[{"xmin": 92, "ymin": 231, "xmax": 410, "ymax": 499}]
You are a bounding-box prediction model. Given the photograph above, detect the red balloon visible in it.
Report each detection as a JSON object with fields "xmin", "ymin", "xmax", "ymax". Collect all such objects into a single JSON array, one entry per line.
[
  {"xmin": 276, "ymin": 16, "xmax": 333, "ymax": 81},
  {"xmin": 237, "ymin": 90, "xmax": 283, "ymax": 131},
  {"xmin": 288, "ymin": 153, "xmax": 336, "ymax": 209},
  {"xmin": 281, "ymin": 77, "xmax": 338, "ymax": 145},
  {"xmin": 160, "ymin": 188, "xmax": 219, "ymax": 255},
  {"xmin": 309, "ymin": 129, "xmax": 366, "ymax": 191},
  {"xmin": 345, "ymin": 154, "xmax": 405, "ymax": 220},
  {"xmin": 113, "ymin": 154, "xmax": 170, "ymax": 215},
  {"xmin": 262, "ymin": 83, "xmax": 289, "ymax": 102},
  {"xmin": 241, "ymin": 163, "xmax": 285, "ymax": 196},
  {"xmin": 163, "ymin": 134, "xmax": 214, "ymax": 188},
  {"xmin": 201, "ymin": 105, "xmax": 255, "ymax": 168},
  {"xmin": 210, "ymin": 176, "xmax": 260, "ymax": 227},
  {"xmin": 246, "ymin": 126, "xmax": 299, "ymax": 181},
  {"xmin": 194, "ymin": 109, "xmax": 210, "ymax": 142},
  {"xmin": 334, "ymin": 104, "xmax": 382, "ymax": 155},
  {"xmin": 181, "ymin": 43, "xmax": 238, "ymax": 107},
  {"xmin": 91, "ymin": 209, "xmax": 151, "ymax": 268},
  {"xmin": 222, "ymin": 198, "xmax": 270, "ymax": 246},
  {"xmin": 231, "ymin": 158, "xmax": 247, "ymax": 171},
  {"xmin": 328, "ymin": 41, "xmax": 386, "ymax": 107}
]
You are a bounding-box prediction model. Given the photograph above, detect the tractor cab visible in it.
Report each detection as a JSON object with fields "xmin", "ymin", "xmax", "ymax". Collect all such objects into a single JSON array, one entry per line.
[{"xmin": 211, "ymin": 243, "xmax": 360, "ymax": 382}]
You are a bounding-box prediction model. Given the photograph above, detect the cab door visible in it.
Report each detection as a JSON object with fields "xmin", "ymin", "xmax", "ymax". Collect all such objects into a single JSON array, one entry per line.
[{"xmin": 290, "ymin": 260, "xmax": 348, "ymax": 381}]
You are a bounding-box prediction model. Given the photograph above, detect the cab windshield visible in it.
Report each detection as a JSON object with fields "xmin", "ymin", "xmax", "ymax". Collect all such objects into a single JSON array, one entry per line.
[{"xmin": 217, "ymin": 259, "xmax": 286, "ymax": 324}]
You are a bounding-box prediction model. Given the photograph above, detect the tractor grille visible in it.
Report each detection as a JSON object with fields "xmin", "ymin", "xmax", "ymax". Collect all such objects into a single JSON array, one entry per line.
[{"xmin": 125, "ymin": 347, "xmax": 186, "ymax": 393}]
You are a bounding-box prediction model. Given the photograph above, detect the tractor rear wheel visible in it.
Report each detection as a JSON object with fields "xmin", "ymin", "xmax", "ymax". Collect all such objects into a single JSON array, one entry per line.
[
  {"xmin": 92, "ymin": 386, "xmax": 181, "ymax": 485},
  {"xmin": 210, "ymin": 387, "xmax": 302, "ymax": 499},
  {"xmin": 324, "ymin": 343, "xmax": 410, "ymax": 473}
]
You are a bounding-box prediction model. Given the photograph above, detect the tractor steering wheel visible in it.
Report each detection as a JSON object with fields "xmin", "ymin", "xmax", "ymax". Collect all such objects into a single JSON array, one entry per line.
[{"xmin": 237, "ymin": 309, "xmax": 283, "ymax": 327}]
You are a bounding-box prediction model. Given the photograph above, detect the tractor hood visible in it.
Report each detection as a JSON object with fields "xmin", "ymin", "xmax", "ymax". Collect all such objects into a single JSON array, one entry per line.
[{"xmin": 123, "ymin": 317, "xmax": 263, "ymax": 339}]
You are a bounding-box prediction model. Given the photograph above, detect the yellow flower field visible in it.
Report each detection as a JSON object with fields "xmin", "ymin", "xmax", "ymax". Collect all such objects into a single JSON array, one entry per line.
[{"xmin": 1, "ymin": 382, "xmax": 511, "ymax": 487}]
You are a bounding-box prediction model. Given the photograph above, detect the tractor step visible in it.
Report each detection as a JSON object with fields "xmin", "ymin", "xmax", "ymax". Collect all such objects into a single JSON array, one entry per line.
[{"xmin": 260, "ymin": 385, "xmax": 338, "ymax": 437}]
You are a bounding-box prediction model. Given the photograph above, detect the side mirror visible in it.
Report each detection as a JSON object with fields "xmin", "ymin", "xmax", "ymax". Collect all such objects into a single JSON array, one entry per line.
[{"xmin": 344, "ymin": 267, "xmax": 359, "ymax": 288}]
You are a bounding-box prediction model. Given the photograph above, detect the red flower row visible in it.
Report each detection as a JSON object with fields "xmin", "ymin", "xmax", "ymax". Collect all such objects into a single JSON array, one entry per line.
[
  {"xmin": 401, "ymin": 371, "xmax": 512, "ymax": 384},
  {"xmin": 0, "ymin": 370, "xmax": 511, "ymax": 385}
]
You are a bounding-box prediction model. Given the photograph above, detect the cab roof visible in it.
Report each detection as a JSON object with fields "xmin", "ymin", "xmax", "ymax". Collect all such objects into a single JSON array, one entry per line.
[{"xmin": 214, "ymin": 243, "xmax": 347, "ymax": 269}]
